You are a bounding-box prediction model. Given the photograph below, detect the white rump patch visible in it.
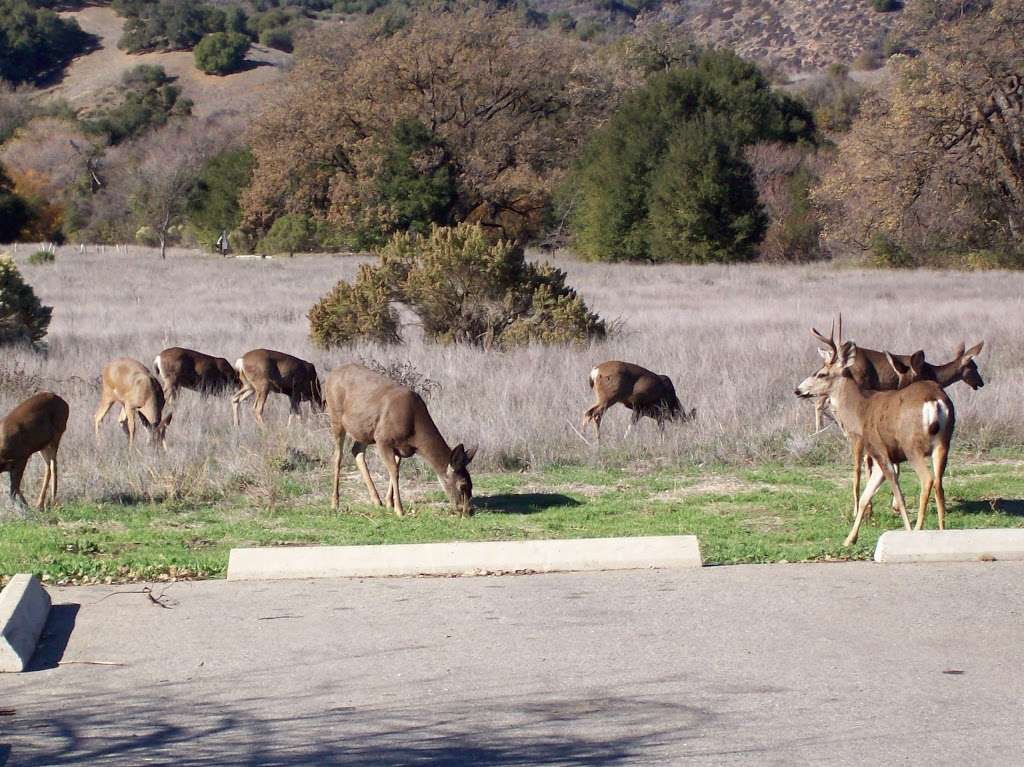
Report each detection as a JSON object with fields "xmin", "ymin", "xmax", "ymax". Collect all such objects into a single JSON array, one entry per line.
[
  {"xmin": 153, "ymin": 355, "xmax": 163, "ymax": 377},
  {"xmin": 921, "ymin": 401, "xmax": 949, "ymax": 444},
  {"xmin": 590, "ymin": 367, "xmax": 599, "ymax": 383},
  {"xmin": 235, "ymin": 357, "xmax": 245, "ymax": 374}
]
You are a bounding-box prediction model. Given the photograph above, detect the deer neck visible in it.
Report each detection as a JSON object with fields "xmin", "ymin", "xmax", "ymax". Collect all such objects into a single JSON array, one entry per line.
[
  {"xmin": 930, "ymin": 357, "xmax": 961, "ymax": 387},
  {"xmin": 414, "ymin": 415, "xmax": 454, "ymax": 483},
  {"xmin": 829, "ymin": 376, "xmax": 871, "ymax": 435}
]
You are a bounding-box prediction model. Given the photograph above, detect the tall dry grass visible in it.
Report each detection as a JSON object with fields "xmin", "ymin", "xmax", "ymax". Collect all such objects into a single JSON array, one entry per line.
[{"xmin": 1, "ymin": 243, "xmax": 1022, "ymax": 506}]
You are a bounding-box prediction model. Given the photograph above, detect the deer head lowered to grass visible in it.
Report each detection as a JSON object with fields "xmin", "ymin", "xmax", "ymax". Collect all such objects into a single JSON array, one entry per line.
[
  {"xmin": 582, "ymin": 361, "xmax": 695, "ymax": 442},
  {"xmin": 796, "ymin": 327, "xmax": 955, "ymax": 547},
  {"xmin": 94, "ymin": 358, "xmax": 171, "ymax": 449},
  {"xmin": 325, "ymin": 363, "xmax": 476, "ymax": 517}
]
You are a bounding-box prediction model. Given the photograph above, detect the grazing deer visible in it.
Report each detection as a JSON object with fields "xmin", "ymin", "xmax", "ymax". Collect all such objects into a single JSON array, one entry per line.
[
  {"xmin": 582, "ymin": 361, "xmax": 695, "ymax": 441},
  {"xmin": 1, "ymin": 392, "xmax": 69, "ymax": 512},
  {"xmin": 232, "ymin": 349, "xmax": 324, "ymax": 426},
  {"xmin": 796, "ymin": 334, "xmax": 955, "ymax": 546},
  {"xmin": 325, "ymin": 363, "xmax": 476, "ymax": 517},
  {"xmin": 94, "ymin": 358, "xmax": 170, "ymax": 448},
  {"xmin": 810, "ymin": 316, "xmax": 983, "ymax": 430},
  {"xmin": 154, "ymin": 347, "xmax": 240, "ymax": 409}
]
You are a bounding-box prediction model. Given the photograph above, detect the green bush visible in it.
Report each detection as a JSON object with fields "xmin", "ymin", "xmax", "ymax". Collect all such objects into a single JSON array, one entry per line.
[
  {"xmin": 83, "ymin": 65, "xmax": 192, "ymax": 144},
  {"xmin": 27, "ymin": 249, "xmax": 55, "ymax": 265},
  {"xmin": 308, "ymin": 223, "xmax": 605, "ymax": 349},
  {"xmin": 647, "ymin": 122, "xmax": 767, "ymax": 263},
  {"xmin": 571, "ymin": 51, "xmax": 815, "ymax": 262},
  {"xmin": 186, "ymin": 148, "xmax": 256, "ymax": 249},
  {"xmin": 194, "ymin": 32, "xmax": 250, "ymax": 75},
  {"xmin": 0, "ymin": 254, "xmax": 52, "ymax": 348},
  {"xmin": 117, "ymin": 0, "xmax": 226, "ymax": 53},
  {"xmin": 0, "ymin": 0, "xmax": 92, "ymax": 85},
  {"xmin": 871, "ymin": 0, "xmax": 900, "ymax": 11},
  {"xmin": 258, "ymin": 214, "xmax": 336, "ymax": 256},
  {"xmin": 259, "ymin": 26, "xmax": 293, "ymax": 51},
  {"xmin": 867, "ymin": 233, "xmax": 914, "ymax": 268}
]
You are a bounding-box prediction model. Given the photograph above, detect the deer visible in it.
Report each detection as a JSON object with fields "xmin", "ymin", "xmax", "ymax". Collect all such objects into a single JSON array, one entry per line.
[
  {"xmin": 325, "ymin": 363, "xmax": 476, "ymax": 517},
  {"xmin": 809, "ymin": 316, "xmax": 983, "ymax": 431},
  {"xmin": 1, "ymin": 392, "xmax": 69, "ymax": 513},
  {"xmin": 582, "ymin": 361, "xmax": 695, "ymax": 441},
  {"xmin": 796, "ymin": 332, "xmax": 955, "ymax": 546},
  {"xmin": 94, "ymin": 358, "xmax": 171, "ymax": 448},
  {"xmin": 154, "ymin": 347, "xmax": 240, "ymax": 410},
  {"xmin": 232, "ymin": 349, "xmax": 324, "ymax": 426}
]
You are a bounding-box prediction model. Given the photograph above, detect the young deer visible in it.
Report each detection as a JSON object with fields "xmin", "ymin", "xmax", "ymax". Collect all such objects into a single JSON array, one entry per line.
[
  {"xmin": 325, "ymin": 363, "xmax": 476, "ymax": 517},
  {"xmin": 796, "ymin": 336, "xmax": 955, "ymax": 546},
  {"xmin": 231, "ymin": 349, "xmax": 324, "ymax": 426},
  {"xmin": 94, "ymin": 358, "xmax": 170, "ymax": 448},
  {"xmin": 154, "ymin": 347, "xmax": 240, "ymax": 409},
  {"xmin": 1, "ymin": 392, "xmax": 69, "ymax": 512},
  {"xmin": 810, "ymin": 316, "xmax": 983, "ymax": 430},
  {"xmin": 582, "ymin": 361, "xmax": 695, "ymax": 441}
]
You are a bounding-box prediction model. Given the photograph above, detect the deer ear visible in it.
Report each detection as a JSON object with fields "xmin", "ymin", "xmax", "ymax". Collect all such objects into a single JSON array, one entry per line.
[
  {"xmin": 464, "ymin": 445, "xmax": 478, "ymax": 465},
  {"xmin": 953, "ymin": 342, "xmax": 966, "ymax": 360},
  {"xmin": 817, "ymin": 347, "xmax": 832, "ymax": 361},
  {"xmin": 963, "ymin": 341, "xmax": 984, "ymax": 361},
  {"xmin": 910, "ymin": 350, "xmax": 926, "ymax": 372},
  {"xmin": 839, "ymin": 341, "xmax": 857, "ymax": 368},
  {"xmin": 450, "ymin": 444, "xmax": 468, "ymax": 471}
]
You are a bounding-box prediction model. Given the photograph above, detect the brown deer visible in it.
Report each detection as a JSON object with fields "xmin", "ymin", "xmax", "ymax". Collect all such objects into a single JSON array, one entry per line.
[
  {"xmin": 154, "ymin": 347, "xmax": 240, "ymax": 409},
  {"xmin": 325, "ymin": 363, "xmax": 476, "ymax": 517},
  {"xmin": 1, "ymin": 392, "xmax": 69, "ymax": 512},
  {"xmin": 810, "ymin": 316, "xmax": 983, "ymax": 430},
  {"xmin": 94, "ymin": 358, "xmax": 170, "ymax": 448},
  {"xmin": 582, "ymin": 361, "xmax": 695, "ymax": 441},
  {"xmin": 232, "ymin": 349, "xmax": 324, "ymax": 426},
  {"xmin": 796, "ymin": 334, "xmax": 955, "ymax": 546}
]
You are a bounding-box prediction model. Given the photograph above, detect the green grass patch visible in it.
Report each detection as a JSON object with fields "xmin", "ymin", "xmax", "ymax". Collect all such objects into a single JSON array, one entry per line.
[{"xmin": 3, "ymin": 458, "xmax": 1024, "ymax": 583}]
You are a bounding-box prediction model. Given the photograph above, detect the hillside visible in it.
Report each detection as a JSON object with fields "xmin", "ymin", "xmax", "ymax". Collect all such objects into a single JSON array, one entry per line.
[{"xmin": 45, "ymin": 6, "xmax": 291, "ymax": 118}]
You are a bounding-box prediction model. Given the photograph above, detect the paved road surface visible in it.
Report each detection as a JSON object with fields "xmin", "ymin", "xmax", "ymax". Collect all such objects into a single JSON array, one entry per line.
[{"xmin": 3, "ymin": 562, "xmax": 1023, "ymax": 765}]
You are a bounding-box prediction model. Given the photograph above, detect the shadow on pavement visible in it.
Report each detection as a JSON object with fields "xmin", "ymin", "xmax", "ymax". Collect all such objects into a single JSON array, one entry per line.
[
  {"xmin": 955, "ymin": 498, "xmax": 1024, "ymax": 516},
  {"xmin": 27, "ymin": 604, "xmax": 80, "ymax": 672}
]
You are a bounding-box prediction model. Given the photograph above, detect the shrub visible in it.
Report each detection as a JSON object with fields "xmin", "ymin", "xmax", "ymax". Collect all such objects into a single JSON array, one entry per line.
[
  {"xmin": 259, "ymin": 26, "xmax": 293, "ymax": 52},
  {"xmin": 83, "ymin": 65, "xmax": 192, "ymax": 144},
  {"xmin": 186, "ymin": 148, "xmax": 256, "ymax": 249},
  {"xmin": 194, "ymin": 32, "xmax": 250, "ymax": 75},
  {"xmin": 27, "ymin": 249, "xmax": 55, "ymax": 265},
  {"xmin": 867, "ymin": 233, "xmax": 914, "ymax": 268},
  {"xmin": 0, "ymin": 165, "xmax": 30, "ymax": 241},
  {"xmin": 259, "ymin": 214, "xmax": 317, "ymax": 256},
  {"xmin": 0, "ymin": 0, "xmax": 92, "ymax": 85},
  {"xmin": 871, "ymin": 0, "xmax": 901, "ymax": 11},
  {"xmin": 0, "ymin": 254, "xmax": 52, "ymax": 347},
  {"xmin": 118, "ymin": 0, "xmax": 226, "ymax": 53},
  {"xmin": 309, "ymin": 223, "xmax": 606, "ymax": 349}
]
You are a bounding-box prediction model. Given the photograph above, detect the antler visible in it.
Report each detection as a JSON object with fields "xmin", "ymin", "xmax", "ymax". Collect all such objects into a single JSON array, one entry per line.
[
  {"xmin": 837, "ymin": 313, "xmax": 843, "ymax": 345},
  {"xmin": 811, "ymin": 318, "xmax": 837, "ymax": 359}
]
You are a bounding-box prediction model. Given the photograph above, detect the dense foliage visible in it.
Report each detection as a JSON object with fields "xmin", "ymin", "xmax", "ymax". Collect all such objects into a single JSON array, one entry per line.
[
  {"xmin": 309, "ymin": 223, "xmax": 606, "ymax": 348},
  {"xmin": 194, "ymin": 31, "xmax": 251, "ymax": 74},
  {"xmin": 186, "ymin": 148, "xmax": 255, "ymax": 248},
  {"xmin": 0, "ymin": 165, "xmax": 30, "ymax": 242},
  {"xmin": 571, "ymin": 51, "xmax": 815, "ymax": 262},
  {"xmin": 115, "ymin": 0, "xmax": 229, "ymax": 52},
  {"xmin": 83, "ymin": 65, "xmax": 192, "ymax": 144},
  {"xmin": 0, "ymin": 254, "xmax": 52, "ymax": 348},
  {"xmin": 0, "ymin": 0, "xmax": 92, "ymax": 85}
]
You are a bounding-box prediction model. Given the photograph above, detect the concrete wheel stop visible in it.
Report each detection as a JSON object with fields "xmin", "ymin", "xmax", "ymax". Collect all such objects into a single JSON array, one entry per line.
[
  {"xmin": 0, "ymin": 574, "xmax": 51, "ymax": 672},
  {"xmin": 874, "ymin": 529, "xmax": 1024, "ymax": 563}
]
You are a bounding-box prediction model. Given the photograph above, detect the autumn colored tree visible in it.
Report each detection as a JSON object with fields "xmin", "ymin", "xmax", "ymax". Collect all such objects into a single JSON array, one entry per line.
[
  {"xmin": 243, "ymin": 5, "xmax": 617, "ymax": 244},
  {"xmin": 816, "ymin": 0, "xmax": 1024, "ymax": 262}
]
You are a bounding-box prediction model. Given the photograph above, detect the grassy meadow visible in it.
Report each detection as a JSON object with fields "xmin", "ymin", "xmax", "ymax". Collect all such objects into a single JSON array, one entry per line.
[{"xmin": 1, "ymin": 244, "xmax": 1023, "ymax": 582}]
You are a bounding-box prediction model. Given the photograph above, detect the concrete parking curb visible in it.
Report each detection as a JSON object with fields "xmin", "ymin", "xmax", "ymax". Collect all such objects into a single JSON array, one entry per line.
[
  {"xmin": 227, "ymin": 535, "xmax": 703, "ymax": 581},
  {"xmin": 0, "ymin": 574, "xmax": 51, "ymax": 672},
  {"xmin": 874, "ymin": 529, "xmax": 1024, "ymax": 563}
]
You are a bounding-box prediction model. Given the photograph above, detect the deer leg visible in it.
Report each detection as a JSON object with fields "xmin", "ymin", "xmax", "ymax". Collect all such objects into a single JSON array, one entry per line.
[
  {"xmin": 376, "ymin": 443, "xmax": 403, "ymax": 517},
  {"xmin": 352, "ymin": 443, "xmax": 382, "ymax": 506},
  {"xmin": 124, "ymin": 407, "xmax": 139, "ymax": 451},
  {"xmin": 231, "ymin": 385, "xmax": 254, "ymax": 427},
  {"xmin": 35, "ymin": 450, "xmax": 53, "ymax": 510},
  {"xmin": 908, "ymin": 454, "xmax": 934, "ymax": 531},
  {"xmin": 331, "ymin": 428, "xmax": 346, "ymax": 511},
  {"xmin": 385, "ymin": 457, "xmax": 401, "ymax": 508},
  {"xmin": 862, "ymin": 455, "xmax": 875, "ymax": 521},
  {"xmin": 8, "ymin": 459, "xmax": 29, "ymax": 514},
  {"xmin": 93, "ymin": 396, "xmax": 115, "ymax": 439},
  {"xmin": 844, "ymin": 461, "xmax": 886, "ymax": 547},
  {"xmin": 287, "ymin": 395, "xmax": 303, "ymax": 428},
  {"xmin": 583, "ymin": 405, "xmax": 605, "ymax": 444},
  {"xmin": 890, "ymin": 464, "xmax": 902, "ymax": 515},
  {"xmin": 932, "ymin": 441, "xmax": 950, "ymax": 530},
  {"xmin": 850, "ymin": 439, "xmax": 863, "ymax": 522},
  {"xmin": 252, "ymin": 388, "xmax": 269, "ymax": 425},
  {"xmin": 879, "ymin": 460, "xmax": 912, "ymax": 532}
]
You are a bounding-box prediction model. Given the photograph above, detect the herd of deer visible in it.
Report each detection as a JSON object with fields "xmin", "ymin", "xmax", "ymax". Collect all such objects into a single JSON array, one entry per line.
[{"xmin": 0, "ymin": 318, "xmax": 985, "ymax": 546}]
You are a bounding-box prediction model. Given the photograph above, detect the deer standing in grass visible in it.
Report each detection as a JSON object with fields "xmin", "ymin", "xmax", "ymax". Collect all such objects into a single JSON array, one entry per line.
[
  {"xmin": 810, "ymin": 316, "xmax": 983, "ymax": 431},
  {"xmin": 582, "ymin": 361, "xmax": 695, "ymax": 441},
  {"xmin": 231, "ymin": 349, "xmax": 324, "ymax": 426},
  {"xmin": 94, "ymin": 358, "xmax": 170, "ymax": 448},
  {"xmin": 154, "ymin": 347, "xmax": 240, "ymax": 411},
  {"xmin": 325, "ymin": 363, "xmax": 476, "ymax": 517},
  {"xmin": 795, "ymin": 331, "xmax": 955, "ymax": 546},
  {"xmin": 1, "ymin": 392, "xmax": 69, "ymax": 512}
]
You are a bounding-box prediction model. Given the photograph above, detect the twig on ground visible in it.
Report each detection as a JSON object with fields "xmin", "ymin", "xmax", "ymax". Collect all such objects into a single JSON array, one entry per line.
[
  {"xmin": 566, "ymin": 419, "xmax": 593, "ymax": 447},
  {"xmin": 58, "ymin": 660, "xmax": 126, "ymax": 667}
]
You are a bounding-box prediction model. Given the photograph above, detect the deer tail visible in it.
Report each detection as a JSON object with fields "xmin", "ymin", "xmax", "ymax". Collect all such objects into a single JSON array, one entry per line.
[
  {"xmin": 589, "ymin": 367, "xmax": 599, "ymax": 389},
  {"xmin": 922, "ymin": 400, "xmax": 949, "ymax": 442}
]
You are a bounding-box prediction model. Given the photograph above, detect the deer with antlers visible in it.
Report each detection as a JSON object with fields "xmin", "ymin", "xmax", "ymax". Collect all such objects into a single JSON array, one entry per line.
[
  {"xmin": 1, "ymin": 392, "xmax": 69, "ymax": 513},
  {"xmin": 810, "ymin": 316, "xmax": 983, "ymax": 431},
  {"xmin": 94, "ymin": 358, "xmax": 170, "ymax": 448},
  {"xmin": 231, "ymin": 349, "xmax": 324, "ymax": 426},
  {"xmin": 796, "ymin": 326, "xmax": 955, "ymax": 546},
  {"xmin": 325, "ymin": 363, "xmax": 476, "ymax": 517},
  {"xmin": 582, "ymin": 361, "xmax": 695, "ymax": 441}
]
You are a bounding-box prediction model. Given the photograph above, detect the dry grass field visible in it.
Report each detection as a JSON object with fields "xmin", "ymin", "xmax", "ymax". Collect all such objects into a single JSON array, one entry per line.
[{"xmin": 1, "ymin": 244, "xmax": 1023, "ymax": 579}]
